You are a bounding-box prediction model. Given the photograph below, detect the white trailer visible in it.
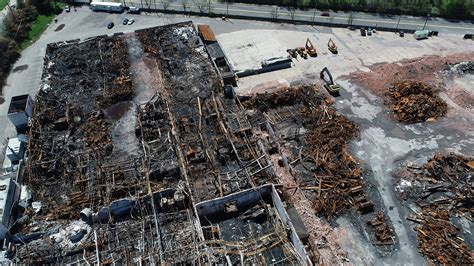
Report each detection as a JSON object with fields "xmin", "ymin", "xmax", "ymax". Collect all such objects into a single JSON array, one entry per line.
[
  {"xmin": 414, "ymin": 30, "xmax": 430, "ymax": 40},
  {"xmin": 90, "ymin": 2, "xmax": 124, "ymax": 13}
]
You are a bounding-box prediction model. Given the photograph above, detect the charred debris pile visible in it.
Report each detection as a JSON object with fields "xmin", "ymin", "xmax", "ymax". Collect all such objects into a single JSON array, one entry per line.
[
  {"xmin": 13, "ymin": 21, "xmax": 432, "ymax": 264},
  {"xmin": 242, "ymin": 85, "xmax": 395, "ymax": 250},
  {"xmin": 13, "ymin": 23, "xmax": 307, "ymax": 264},
  {"xmin": 27, "ymin": 35, "xmax": 136, "ymax": 220},
  {"xmin": 397, "ymin": 152, "xmax": 474, "ymax": 264},
  {"xmin": 386, "ymin": 81, "xmax": 448, "ymax": 123}
]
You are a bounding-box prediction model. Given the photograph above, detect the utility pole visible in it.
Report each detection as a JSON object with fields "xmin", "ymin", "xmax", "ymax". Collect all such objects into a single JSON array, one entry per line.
[
  {"xmin": 423, "ymin": 14, "xmax": 430, "ymax": 30},
  {"xmin": 396, "ymin": 13, "xmax": 401, "ymax": 30}
]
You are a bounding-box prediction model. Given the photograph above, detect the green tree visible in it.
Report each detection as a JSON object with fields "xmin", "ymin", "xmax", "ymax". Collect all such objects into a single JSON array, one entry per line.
[
  {"xmin": 0, "ymin": 37, "xmax": 20, "ymax": 88},
  {"xmin": 442, "ymin": 0, "xmax": 469, "ymax": 19}
]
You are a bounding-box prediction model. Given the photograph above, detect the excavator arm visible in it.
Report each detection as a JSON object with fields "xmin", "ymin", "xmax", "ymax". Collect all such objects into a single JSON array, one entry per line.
[
  {"xmin": 320, "ymin": 67, "xmax": 334, "ymax": 85},
  {"xmin": 320, "ymin": 67, "xmax": 340, "ymax": 94},
  {"xmin": 305, "ymin": 38, "xmax": 317, "ymax": 57}
]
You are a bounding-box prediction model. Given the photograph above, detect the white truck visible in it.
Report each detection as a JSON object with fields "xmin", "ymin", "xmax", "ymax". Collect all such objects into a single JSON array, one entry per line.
[{"xmin": 90, "ymin": 1, "xmax": 124, "ymax": 13}]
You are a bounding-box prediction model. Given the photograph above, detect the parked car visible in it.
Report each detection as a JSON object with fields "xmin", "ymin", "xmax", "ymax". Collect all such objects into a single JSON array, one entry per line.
[
  {"xmin": 123, "ymin": 18, "xmax": 129, "ymax": 25},
  {"xmin": 128, "ymin": 6, "xmax": 140, "ymax": 14},
  {"xmin": 321, "ymin": 12, "xmax": 330, "ymax": 17},
  {"xmin": 127, "ymin": 19, "xmax": 134, "ymax": 25},
  {"xmin": 65, "ymin": 6, "xmax": 70, "ymax": 12},
  {"xmin": 399, "ymin": 30, "xmax": 405, "ymax": 37},
  {"xmin": 107, "ymin": 22, "xmax": 114, "ymax": 29},
  {"xmin": 367, "ymin": 28, "xmax": 372, "ymax": 36}
]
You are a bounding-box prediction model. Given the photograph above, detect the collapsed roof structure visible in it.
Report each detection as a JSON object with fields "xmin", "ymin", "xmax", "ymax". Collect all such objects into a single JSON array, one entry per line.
[{"xmin": 11, "ymin": 22, "xmax": 313, "ymax": 264}]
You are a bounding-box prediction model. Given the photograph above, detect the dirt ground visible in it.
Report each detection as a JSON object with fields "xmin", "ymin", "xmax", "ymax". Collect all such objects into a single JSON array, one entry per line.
[{"xmin": 348, "ymin": 53, "xmax": 474, "ymax": 112}]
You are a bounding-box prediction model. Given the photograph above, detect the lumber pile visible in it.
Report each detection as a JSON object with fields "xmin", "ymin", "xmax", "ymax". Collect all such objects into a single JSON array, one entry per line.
[
  {"xmin": 387, "ymin": 81, "xmax": 447, "ymax": 123},
  {"xmin": 302, "ymin": 103, "xmax": 368, "ymax": 218},
  {"xmin": 412, "ymin": 207, "xmax": 472, "ymax": 264},
  {"xmin": 244, "ymin": 85, "xmax": 375, "ymax": 219},
  {"xmin": 398, "ymin": 152, "xmax": 474, "ymax": 263}
]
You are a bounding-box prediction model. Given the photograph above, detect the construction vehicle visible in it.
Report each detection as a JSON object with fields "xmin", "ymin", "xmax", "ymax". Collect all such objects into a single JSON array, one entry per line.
[
  {"xmin": 286, "ymin": 48, "xmax": 298, "ymax": 59},
  {"xmin": 320, "ymin": 67, "xmax": 340, "ymax": 94},
  {"xmin": 297, "ymin": 47, "xmax": 308, "ymax": 59},
  {"xmin": 328, "ymin": 38, "xmax": 338, "ymax": 54},
  {"xmin": 305, "ymin": 38, "xmax": 317, "ymax": 57}
]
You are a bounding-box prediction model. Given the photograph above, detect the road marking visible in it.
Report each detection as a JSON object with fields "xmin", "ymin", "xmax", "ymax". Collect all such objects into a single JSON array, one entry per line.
[{"xmin": 163, "ymin": 3, "xmax": 472, "ymax": 31}]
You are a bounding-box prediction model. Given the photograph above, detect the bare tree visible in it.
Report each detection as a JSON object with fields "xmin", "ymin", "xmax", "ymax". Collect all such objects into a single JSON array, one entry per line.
[
  {"xmin": 270, "ymin": 7, "xmax": 278, "ymax": 20},
  {"xmin": 348, "ymin": 12, "xmax": 354, "ymax": 26},
  {"xmin": 162, "ymin": 0, "xmax": 169, "ymax": 11},
  {"xmin": 288, "ymin": 7, "xmax": 296, "ymax": 21},
  {"xmin": 182, "ymin": 0, "xmax": 188, "ymax": 12},
  {"xmin": 193, "ymin": 0, "xmax": 207, "ymax": 13}
]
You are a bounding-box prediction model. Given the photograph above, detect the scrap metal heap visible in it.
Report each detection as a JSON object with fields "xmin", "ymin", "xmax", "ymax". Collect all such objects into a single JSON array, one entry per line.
[
  {"xmin": 396, "ymin": 152, "xmax": 474, "ymax": 264},
  {"xmin": 241, "ymin": 86, "xmax": 395, "ymax": 258},
  {"xmin": 12, "ymin": 22, "xmax": 307, "ymax": 264},
  {"xmin": 386, "ymin": 81, "xmax": 448, "ymax": 123},
  {"xmin": 242, "ymin": 86, "xmax": 370, "ymax": 218}
]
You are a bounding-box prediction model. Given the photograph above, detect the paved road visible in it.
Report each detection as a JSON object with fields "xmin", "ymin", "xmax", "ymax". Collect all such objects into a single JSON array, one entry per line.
[{"xmin": 128, "ymin": 0, "xmax": 473, "ymax": 34}]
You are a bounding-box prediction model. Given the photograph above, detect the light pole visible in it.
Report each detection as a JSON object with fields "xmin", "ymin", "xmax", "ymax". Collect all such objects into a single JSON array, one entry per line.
[
  {"xmin": 423, "ymin": 14, "xmax": 430, "ymax": 30},
  {"xmin": 396, "ymin": 13, "xmax": 402, "ymax": 30}
]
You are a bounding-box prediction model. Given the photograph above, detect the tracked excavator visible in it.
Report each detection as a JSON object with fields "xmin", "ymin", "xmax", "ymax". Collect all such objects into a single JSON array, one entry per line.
[
  {"xmin": 320, "ymin": 67, "xmax": 340, "ymax": 94},
  {"xmin": 328, "ymin": 38, "xmax": 338, "ymax": 54},
  {"xmin": 297, "ymin": 47, "xmax": 308, "ymax": 59},
  {"xmin": 305, "ymin": 38, "xmax": 317, "ymax": 57}
]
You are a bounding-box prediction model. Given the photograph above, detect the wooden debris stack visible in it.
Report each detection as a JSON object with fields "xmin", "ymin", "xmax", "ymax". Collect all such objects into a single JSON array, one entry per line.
[
  {"xmin": 398, "ymin": 152, "xmax": 474, "ymax": 264},
  {"xmin": 387, "ymin": 81, "xmax": 447, "ymax": 123}
]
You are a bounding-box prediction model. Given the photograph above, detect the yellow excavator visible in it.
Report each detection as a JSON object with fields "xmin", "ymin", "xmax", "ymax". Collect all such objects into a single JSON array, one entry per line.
[
  {"xmin": 320, "ymin": 67, "xmax": 340, "ymax": 95},
  {"xmin": 297, "ymin": 47, "xmax": 308, "ymax": 59},
  {"xmin": 305, "ymin": 38, "xmax": 317, "ymax": 57},
  {"xmin": 328, "ymin": 38, "xmax": 338, "ymax": 54}
]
